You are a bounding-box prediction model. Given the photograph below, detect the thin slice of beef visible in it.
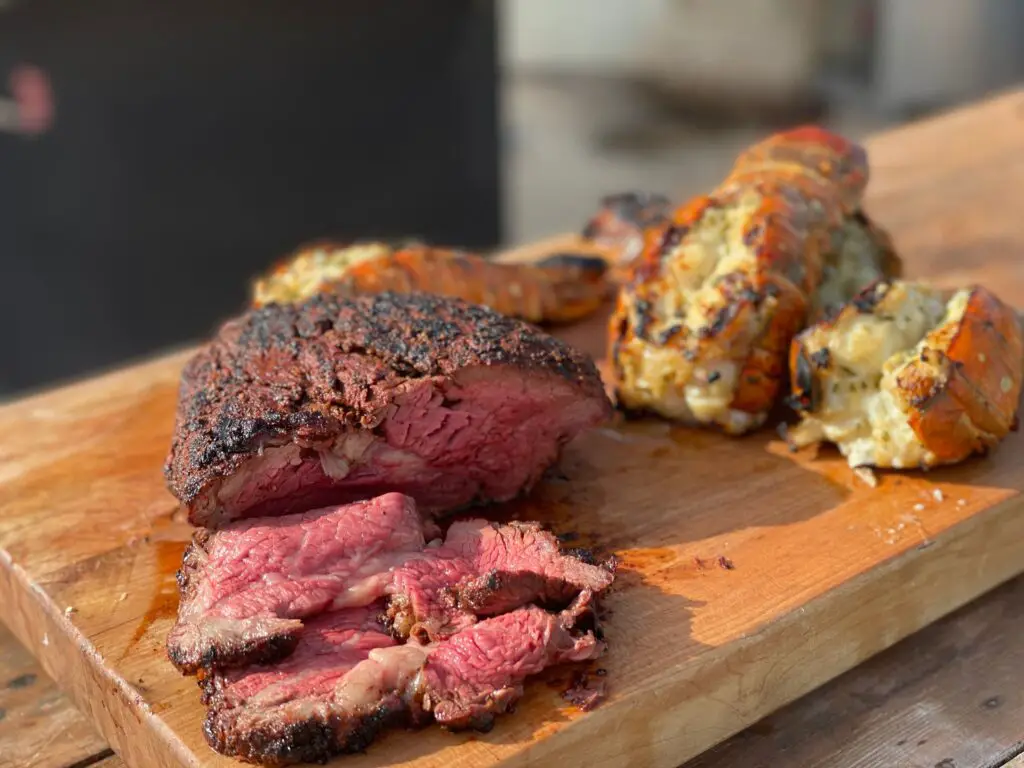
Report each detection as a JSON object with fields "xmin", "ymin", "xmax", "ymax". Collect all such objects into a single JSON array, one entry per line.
[
  {"xmin": 200, "ymin": 605, "xmax": 402, "ymax": 764},
  {"xmin": 203, "ymin": 599, "xmax": 602, "ymax": 766},
  {"xmin": 164, "ymin": 291, "xmax": 611, "ymax": 526},
  {"xmin": 201, "ymin": 605, "xmax": 397, "ymax": 713},
  {"xmin": 168, "ymin": 494, "xmax": 615, "ymax": 673},
  {"xmin": 414, "ymin": 594, "xmax": 602, "ymax": 730},
  {"xmin": 386, "ymin": 519, "xmax": 616, "ymax": 641},
  {"xmin": 168, "ymin": 493, "xmax": 426, "ymax": 674}
]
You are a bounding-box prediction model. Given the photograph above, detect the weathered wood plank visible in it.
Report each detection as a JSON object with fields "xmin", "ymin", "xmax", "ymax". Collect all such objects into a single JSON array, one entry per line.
[
  {"xmin": 0, "ymin": 622, "xmax": 109, "ymax": 768},
  {"xmin": 685, "ymin": 575, "xmax": 1024, "ymax": 768},
  {"xmin": 866, "ymin": 89, "xmax": 1024, "ymax": 307}
]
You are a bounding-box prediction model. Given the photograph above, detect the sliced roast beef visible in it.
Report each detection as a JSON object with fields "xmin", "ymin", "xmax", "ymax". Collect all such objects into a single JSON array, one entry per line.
[
  {"xmin": 203, "ymin": 600, "xmax": 602, "ymax": 766},
  {"xmin": 415, "ymin": 594, "xmax": 602, "ymax": 730},
  {"xmin": 201, "ymin": 605, "xmax": 397, "ymax": 713},
  {"xmin": 167, "ymin": 493, "xmax": 426, "ymax": 674},
  {"xmin": 386, "ymin": 519, "xmax": 615, "ymax": 641},
  {"xmin": 168, "ymin": 494, "xmax": 615, "ymax": 674},
  {"xmin": 164, "ymin": 291, "xmax": 611, "ymax": 526}
]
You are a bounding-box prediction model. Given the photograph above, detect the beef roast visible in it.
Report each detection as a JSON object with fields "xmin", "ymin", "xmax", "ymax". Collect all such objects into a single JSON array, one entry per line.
[
  {"xmin": 202, "ymin": 599, "xmax": 602, "ymax": 766},
  {"xmin": 164, "ymin": 291, "xmax": 611, "ymax": 526},
  {"xmin": 168, "ymin": 494, "xmax": 615, "ymax": 674}
]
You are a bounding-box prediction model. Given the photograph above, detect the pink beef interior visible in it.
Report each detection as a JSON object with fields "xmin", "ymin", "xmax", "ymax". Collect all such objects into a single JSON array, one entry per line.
[
  {"xmin": 186, "ymin": 494, "xmax": 422, "ymax": 622},
  {"xmin": 204, "ymin": 601, "xmax": 603, "ymax": 763},
  {"xmin": 420, "ymin": 602, "xmax": 602, "ymax": 728},
  {"xmin": 167, "ymin": 493, "xmax": 423, "ymax": 673},
  {"xmin": 388, "ymin": 519, "xmax": 615, "ymax": 640},
  {"xmin": 199, "ymin": 368, "xmax": 606, "ymax": 524},
  {"xmin": 168, "ymin": 496, "xmax": 614, "ymax": 675},
  {"xmin": 212, "ymin": 606, "xmax": 397, "ymax": 711}
]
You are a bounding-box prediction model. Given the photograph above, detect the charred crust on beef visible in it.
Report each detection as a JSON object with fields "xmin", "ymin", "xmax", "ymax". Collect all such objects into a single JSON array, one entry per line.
[
  {"xmin": 203, "ymin": 701, "xmax": 403, "ymax": 766},
  {"xmin": 164, "ymin": 292, "xmax": 608, "ymax": 512},
  {"xmin": 170, "ymin": 631, "xmax": 301, "ymax": 677},
  {"xmin": 175, "ymin": 529, "xmax": 211, "ymax": 600},
  {"xmin": 563, "ymin": 547, "xmax": 599, "ymax": 566}
]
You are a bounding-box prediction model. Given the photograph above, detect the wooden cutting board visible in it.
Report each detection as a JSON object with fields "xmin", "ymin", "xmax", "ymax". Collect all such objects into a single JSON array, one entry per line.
[{"xmin": 2, "ymin": 90, "xmax": 1024, "ymax": 768}]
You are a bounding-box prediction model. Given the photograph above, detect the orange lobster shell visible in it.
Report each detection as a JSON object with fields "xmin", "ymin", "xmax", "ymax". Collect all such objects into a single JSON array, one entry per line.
[
  {"xmin": 786, "ymin": 279, "xmax": 1023, "ymax": 469},
  {"xmin": 252, "ymin": 241, "xmax": 611, "ymax": 325},
  {"xmin": 901, "ymin": 286, "xmax": 1022, "ymax": 464},
  {"xmin": 580, "ymin": 192, "xmax": 673, "ymax": 281},
  {"xmin": 608, "ymin": 126, "xmax": 900, "ymax": 434}
]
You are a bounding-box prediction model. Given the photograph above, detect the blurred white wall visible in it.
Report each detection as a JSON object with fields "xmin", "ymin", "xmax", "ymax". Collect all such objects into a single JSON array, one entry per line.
[
  {"xmin": 501, "ymin": 0, "xmax": 671, "ymax": 75},
  {"xmin": 501, "ymin": 0, "xmax": 824, "ymax": 105},
  {"xmin": 876, "ymin": 0, "xmax": 1024, "ymax": 111}
]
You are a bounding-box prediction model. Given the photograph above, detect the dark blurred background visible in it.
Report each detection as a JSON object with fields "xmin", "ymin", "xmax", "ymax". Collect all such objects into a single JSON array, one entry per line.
[
  {"xmin": 2, "ymin": 0, "xmax": 1023, "ymax": 397},
  {"xmin": 0, "ymin": 0, "xmax": 500, "ymax": 395}
]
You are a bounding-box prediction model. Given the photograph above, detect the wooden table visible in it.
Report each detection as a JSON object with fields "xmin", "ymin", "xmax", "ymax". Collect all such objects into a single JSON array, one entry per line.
[{"xmin": 2, "ymin": 89, "xmax": 1023, "ymax": 768}]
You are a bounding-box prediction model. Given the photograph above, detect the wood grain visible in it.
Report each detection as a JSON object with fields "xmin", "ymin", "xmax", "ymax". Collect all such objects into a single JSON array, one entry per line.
[
  {"xmin": 686, "ymin": 574, "xmax": 1024, "ymax": 768},
  {"xmin": 866, "ymin": 89, "xmax": 1024, "ymax": 309},
  {"xmin": 0, "ymin": 623, "xmax": 110, "ymax": 768},
  {"xmin": 1, "ymin": 90, "xmax": 1024, "ymax": 768}
]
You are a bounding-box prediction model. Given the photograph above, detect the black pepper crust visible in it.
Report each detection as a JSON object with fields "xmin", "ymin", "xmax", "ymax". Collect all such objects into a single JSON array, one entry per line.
[
  {"xmin": 170, "ymin": 624, "xmax": 300, "ymax": 678},
  {"xmin": 175, "ymin": 527, "xmax": 211, "ymax": 601},
  {"xmin": 164, "ymin": 291, "xmax": 609, "ymax": 515},
  {"xmin": 202, "ymin": 694, "xmax": 407, "ymax": 766},
  {"xmin": 171, "ymin": 528, "xmax": 208, "ymax": 626}
]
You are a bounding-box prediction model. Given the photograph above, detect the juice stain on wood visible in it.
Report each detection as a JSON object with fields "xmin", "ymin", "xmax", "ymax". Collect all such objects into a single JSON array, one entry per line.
[{"xmin": 122, "ymin": 539, "xmax": 187, "ymax": 658}]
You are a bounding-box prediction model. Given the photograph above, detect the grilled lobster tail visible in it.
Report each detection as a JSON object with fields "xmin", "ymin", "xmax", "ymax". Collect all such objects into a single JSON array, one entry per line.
[
  {"xmin": 784, "ymin": 279, "xmax": 1023, "ymax": 469},
  {"xmin": 251, "ymin": 241, "xmax": 610, "ymax": 325},
  {"xmin": 608, "ymin": 126, "xmax": 901, "ymax": 434}
]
